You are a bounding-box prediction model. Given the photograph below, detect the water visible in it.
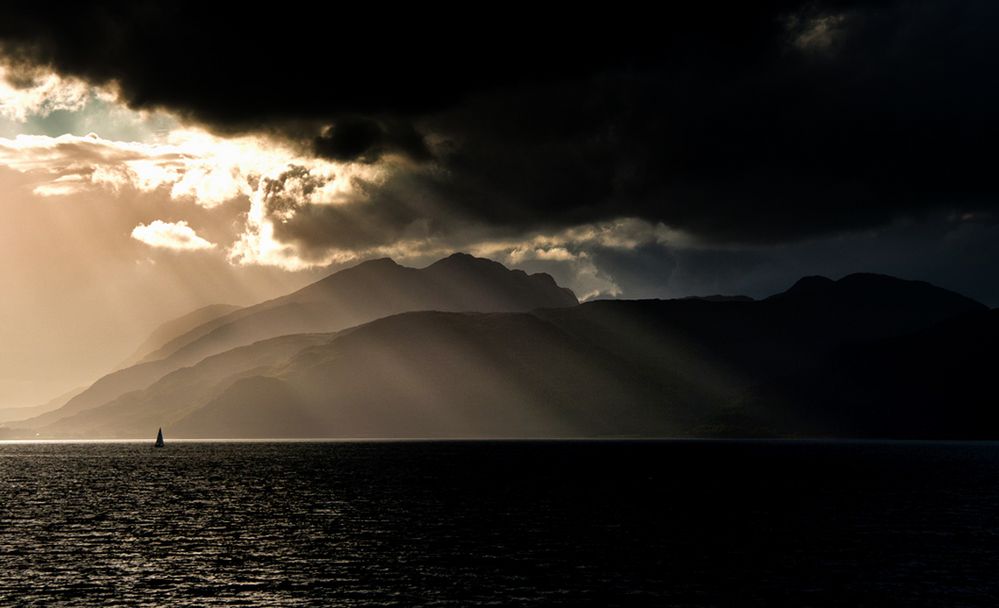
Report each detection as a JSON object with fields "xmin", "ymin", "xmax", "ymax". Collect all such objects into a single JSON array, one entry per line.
[{"xmin": 1, "ymin": 440, "xmax": 997, "ymax": 606}]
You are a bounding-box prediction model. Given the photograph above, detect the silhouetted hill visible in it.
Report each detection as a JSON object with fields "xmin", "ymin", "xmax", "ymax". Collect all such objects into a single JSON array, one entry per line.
[
  {"xmin": 739, "ymin": 308, "xmax": 999, "ymax": 438},
  {"xmin": 170, "ymin": 274, "xmax": 988, "ymax": 439},
  {"xmin": 14, "ymin": 271, "xmax": 992, "ymax": 439},
  {"xmin": 18, "ymin": 254, "xmax": 578, "ymax": 430},
  {"xmin": 679, "ymin": 295, "xmax": 755, "ymax": 303},
  {"xmin": 764, "ymin": 273, "xmax": 985, "ymax": 344},
  {"xmin": 536, "ymin": 273, "xmax": 985, "ymax": 394}
]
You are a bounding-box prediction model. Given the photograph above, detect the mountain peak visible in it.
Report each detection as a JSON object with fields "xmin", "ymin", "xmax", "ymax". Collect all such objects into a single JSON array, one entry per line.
[
  {"xmin": 424, "ymin": 252, "xmax": 578, "ymax": 308},
  {"xmin": 354, "ymin": 257, "xmax": 401, "ymax": 269},
  {"xmin": 836, "ymin": 272, "xmax": 918, "ymax": 288},
  {"xmin": 427, "ymin": 252, "xmax": 505, "ymax": 271},
  {"xmin": 783, "ymin": 275, "xmax": 835, "ymax": 295},
  {"xmin": 761, "ymin": 271, "xmax": 986, "ymax": 345},
  {"xmin": 20, "ymin": 252, "xmax": 580, "ymax": 433}
]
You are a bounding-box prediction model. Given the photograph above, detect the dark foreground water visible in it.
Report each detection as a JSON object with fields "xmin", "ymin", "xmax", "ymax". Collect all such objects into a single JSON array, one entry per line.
[{"xmin": 1, "ymin": 441, "xmax": 998, "ymax": 607}]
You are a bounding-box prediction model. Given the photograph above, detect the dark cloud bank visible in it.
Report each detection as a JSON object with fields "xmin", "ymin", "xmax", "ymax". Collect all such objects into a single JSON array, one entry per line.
[{"xmin": 2, "ymin": 1, "xmax": 997, "ymax": 302}]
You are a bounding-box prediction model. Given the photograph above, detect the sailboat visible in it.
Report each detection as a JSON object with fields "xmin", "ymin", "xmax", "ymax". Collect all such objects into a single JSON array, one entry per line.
[{"xmin": 154, "ymin": 427, "xmax": 165, "ymax": 448}]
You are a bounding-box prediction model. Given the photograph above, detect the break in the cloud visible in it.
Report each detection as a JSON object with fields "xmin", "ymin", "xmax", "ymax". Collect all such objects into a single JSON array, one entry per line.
[
  {"xmin": 0, "ymin": 118, "xmax": 681, "ymax": 280},
  {"xmin": 0, "ymin": 64, "xmax": 90, "ymax": 121},
  {"xmin": 0, "ymin": 130, "xmax": 349, "ymax": 205},
  {"xmin": 4, "ymin": 118, "xmax": 995, "ymax": 306},
  {"xmin": 0, "ymin": 129, "xmax": 387, "ymax": 270},
  {"xmin": 2, "ymin": 1, "xmax": 996, "ymax": 247},
  {"xmin": 0, "ymin": 1, "xmax": 997, "ymax": 304},
  {"xmin": 2, "ymin": 1, "xmax": 999, "ymax": 412},
  {"xmin": 131, "ymin": 220, "xmax": 215, "ymax": 251}
]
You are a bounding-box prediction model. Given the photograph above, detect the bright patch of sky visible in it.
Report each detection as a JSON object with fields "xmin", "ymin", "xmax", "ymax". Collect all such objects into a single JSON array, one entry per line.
[
  {"xmin": 0, "ymin": 64, "xmax": 176, "ymax": 140},
  {"xmin": 0, "ymin": 92, "xmax": 178, "ymax": 142}
]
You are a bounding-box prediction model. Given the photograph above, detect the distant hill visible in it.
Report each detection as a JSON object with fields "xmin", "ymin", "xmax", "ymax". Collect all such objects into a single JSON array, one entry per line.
[
  {"xmin": 13, "ymin": 272, "xmax": 992, "ymax": 440},
  {"xmin": 139, "ymin": 254, "xmax": 576, "ymax": 365},
  {"xmin": 41, "ymin": 334, "xmax": 332, "ymax": 438},
  {"xmin": 16, "ymin": 253, "xmax": 578, "ymax": 430},
  {"xmin": 0, "ymin": 386, "xmax": 85, "ymax": 425},
  {"xmin": 118, "ymin": 303, "xmax": 242, "ymax": 368},
  {"xmin": 679, "ymin": 295, "xmax": 755, "ymax": 303},
  {"xmin": 739, "ymin": 308, "xmax": 999, "ymax": 438}
]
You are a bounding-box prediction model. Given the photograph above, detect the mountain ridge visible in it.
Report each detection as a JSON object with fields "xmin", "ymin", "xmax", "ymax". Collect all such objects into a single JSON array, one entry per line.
[
  {"xmin": 9, "ymin": 267, "xmax": 990, "ymax": 440},
  {"xmin": 119, "ymin": 303, "xmax": 243, "ymax": 369},
  {"xmin": 15, "ymin": 253, "xmax": 579, "ymax": 430}
]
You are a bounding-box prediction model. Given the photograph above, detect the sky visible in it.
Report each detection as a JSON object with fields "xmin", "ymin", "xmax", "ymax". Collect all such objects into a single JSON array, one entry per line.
[{"xmin": 0, "ymin": 1, "xmax": 996, "ymax": 407}]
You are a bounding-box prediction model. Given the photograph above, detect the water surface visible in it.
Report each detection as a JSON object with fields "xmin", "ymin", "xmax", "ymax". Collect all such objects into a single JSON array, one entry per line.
[{"xmin": 1, "ymin": 440, "xmax": 997, "ymax": 606}]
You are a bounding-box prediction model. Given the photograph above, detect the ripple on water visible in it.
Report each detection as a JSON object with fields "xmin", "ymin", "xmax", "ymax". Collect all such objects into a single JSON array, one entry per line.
[{"xmin": 1, "ymin": 440, "xmax": 999, "ymax": 606}]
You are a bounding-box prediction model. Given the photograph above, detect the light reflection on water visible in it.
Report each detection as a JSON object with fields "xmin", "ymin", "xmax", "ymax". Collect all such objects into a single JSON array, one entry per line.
[{"xmin": 1, "ymin": 440, "xmax": 998, "ymax": 606}]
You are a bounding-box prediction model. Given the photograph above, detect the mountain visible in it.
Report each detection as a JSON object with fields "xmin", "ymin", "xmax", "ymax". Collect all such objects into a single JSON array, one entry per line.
[
  {"xmin": 140, "ymin": 254, "xmax": 576, "ymax": 365},
  {"xmin": 0, "ymin": 386, "xmax": 85, "ymax": 425},
  {"xmin": 34, "ymin": 312, "xmax": 684, "ymax": 439},
  {"xmin": 14, "ymin": 272, "xmax": 990, "ymax": 439},
  {"xmin": 763, "ymin": 273, "xmax": 984, "ymax": 343},
  {"xmin": 739, "ymin": 308, "xmax": 999, "ymax": 438},
  {"xmin": 7, "ymin": 303, "xmax": 241, "ymax": 428},
  {"xmin": 169, "ymin": 312, "xmax": 678, "ymax": 439},
  {"xmin": 679, "ymin": 295, "xmax": 755, "ymax": 303},
  {"xmin": 118, "ymin": 303, "xmax": 242, "ymax": 368},
  {"xmin": 40, "ymin": 334, "xmax": 332, "ymax": 438},
  {"xmin": 16, "ymin": 254, "xmax": 578, "ymax": 430}
]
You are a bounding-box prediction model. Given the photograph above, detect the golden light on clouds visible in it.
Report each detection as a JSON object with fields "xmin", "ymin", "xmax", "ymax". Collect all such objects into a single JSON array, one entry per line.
[
  {"xmin": 131, "ymin": 220, "xmax": 216, "ymax": 251},
  {"xmin": 0, "ymin": 65, "xmax": 92, "ymax": 121},
  {"xmin": 0, "ymin": 130, "xmax": 349, "ymax": 203},
  {"xmin": 0, "ymin": 64, "xmax": 681, "ymax": 280},
  {"xmin": 0, "ymin": 61, "xmax": 697, "ymax": 408},
  {"xmin": 0, "ymin": 128, "xmax": 384, "ymax": 269}
]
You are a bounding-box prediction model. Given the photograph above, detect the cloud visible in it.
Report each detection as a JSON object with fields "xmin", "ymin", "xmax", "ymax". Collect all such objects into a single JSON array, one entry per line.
[
  {"xmin": 0, "ymin": 129, "xmax": 382, "ymax": 269},
  {"xmin": 2, "ymin": 1, "xmax": 997, "ymax": 249},
  {"xmin": 131, "ymin": 220, "xmax": 216, "ymax": 251},
  {"xmin": 0, "ymin": 64, "xmax": 90, "ymax": 121},
  {"xmin": 0, "ymin": 129, "xmax": 363, "ymax": 204},
  {"xmin": 1, "ymin": 1, "xmax": 998, "ymax": 306},
  {"xmin": 0, "ymin": 4, "xmax": 653, "ymax": 133},
  {"xmin": 785, "ymin": 10, "xmax": 851, "ymax": 53},
  {"xmin": 313, "ymin": 117, "xmax": 432, "ymax": 163}
]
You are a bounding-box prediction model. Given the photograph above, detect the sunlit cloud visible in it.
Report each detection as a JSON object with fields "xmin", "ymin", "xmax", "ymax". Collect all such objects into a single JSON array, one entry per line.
[
  {"xmin": 0, "ymin": 65, "xmax": 686, "ymax": 286},
  {"xmin": 465, "ymin": 221, "xmax": 671, "ymax": 300},
  {"xmin": 0, "ymin": 128, "xmax": 386, "ymax": 269},
  {"xmin": 0, "ymin": 122, "xmax": 691, "ymax": 294},
  {"xmin": 0, "ymin": 65, "xmax": 380, "ymax": 272},
  {"xmin": 0, "ymin": 130, "xmax": 357, "ymax": 204},
  {"xmin": 0, "ymin": 64, "xmax": 684, "ymax": 282},
  {"xmin": 0, "ymin": 64, "xmax": 92, "ymax": 121},
  {"xmin": 131, "ymin": 220, "xmax": 216, "ymax": 251},
  {"xmin": 469, "ymin": 219, "xmax": 676, "ymax": 260}
]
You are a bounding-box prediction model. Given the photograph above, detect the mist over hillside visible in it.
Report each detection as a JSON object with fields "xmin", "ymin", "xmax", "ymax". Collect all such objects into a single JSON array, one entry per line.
[
  {"xmin": 11, "ymin": 254, "xmax": 577, "ymax": 431},
  {"xmin": 5, "ymin": 259, "xmax": 992, "ymax": 440}
]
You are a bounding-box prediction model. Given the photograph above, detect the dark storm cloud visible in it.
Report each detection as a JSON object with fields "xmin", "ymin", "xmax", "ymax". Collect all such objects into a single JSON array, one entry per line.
[
  {"xmin": 0, "ymin": 3, "xmax": 671, "ymax": 126},
  {"xmin": 2, "ymin": 1, "xmax": 997, "ymax": 245},
  {"xmin": 313, "ymin": 118, "xmax": 431, "ymax": 163}
]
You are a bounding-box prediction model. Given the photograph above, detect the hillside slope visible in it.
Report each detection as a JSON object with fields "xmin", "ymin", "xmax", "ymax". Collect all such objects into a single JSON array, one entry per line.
[
  {"xmin": 17, "ymin": 254, "xmax": 578, "ymax": 430},
  {"xmin": 18, "ymin": 273, "xmax": 990, "ymax": 440}
]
